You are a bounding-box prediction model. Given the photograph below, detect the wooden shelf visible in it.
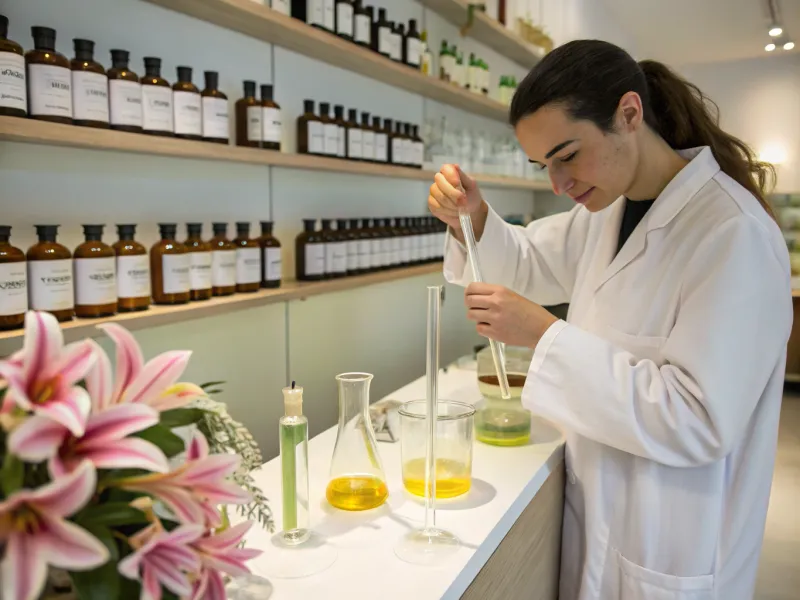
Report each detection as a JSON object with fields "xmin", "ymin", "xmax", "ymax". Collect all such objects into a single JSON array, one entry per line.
[
  {"xmin": 0, "ymin": 263, "xmax": 443, "ymax": 344},
  {"xmin": 143, "ymin": 0, "xmax": 508, "ymax": 122},
  {"xmin": 0, "ymin": 117, "xmax": 550, "ymax": 190},
  {"xmin": 417, "ymin": 0, "xmax": 543, "ymax": 68}
]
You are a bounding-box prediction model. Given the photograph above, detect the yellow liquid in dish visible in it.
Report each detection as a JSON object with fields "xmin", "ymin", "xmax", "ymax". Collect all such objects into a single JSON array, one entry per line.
[
  {"xmin": 402, "ymin": 458, "xmax": 471, "ymax": 498},
  {"xmin": 326, "ymin": 475, "xmax": 389, "ymax": 511}
]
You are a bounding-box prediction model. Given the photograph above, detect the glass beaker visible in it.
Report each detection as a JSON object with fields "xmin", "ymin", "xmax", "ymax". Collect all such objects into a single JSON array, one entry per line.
[
  {"xmin": 326, "ymin": 372, "xmax": 389, "ymax": 511},
  {"xmin": 400, "ymin": 399, "xmax": 475, "ymax": 499},
  {"xmin": 475, "ymin": 346, "xmax": 533, "ymax": 446}
]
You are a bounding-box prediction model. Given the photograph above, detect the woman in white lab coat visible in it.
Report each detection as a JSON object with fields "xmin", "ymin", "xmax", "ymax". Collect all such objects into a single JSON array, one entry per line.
[{"xmin": 430, "ymin": 40, "xmax": 791, "ymax": 600}]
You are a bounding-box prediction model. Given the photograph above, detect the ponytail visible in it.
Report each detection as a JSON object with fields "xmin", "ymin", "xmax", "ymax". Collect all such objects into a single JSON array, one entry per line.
[{"xmin": 638, "ymin": 60, "xmax": 776, "ymax": 218}]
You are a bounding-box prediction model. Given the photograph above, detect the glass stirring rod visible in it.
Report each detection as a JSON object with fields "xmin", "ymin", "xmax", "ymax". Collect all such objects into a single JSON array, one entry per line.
[{"xmin": 459, "ymin": 208, "xmax": 511, "ymax": 399}]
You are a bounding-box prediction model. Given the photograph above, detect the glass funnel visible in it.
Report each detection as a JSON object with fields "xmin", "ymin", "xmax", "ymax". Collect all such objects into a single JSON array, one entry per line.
[{"xmin": 326, "ymin": 372, "xmax": 389, "ymax": 511}]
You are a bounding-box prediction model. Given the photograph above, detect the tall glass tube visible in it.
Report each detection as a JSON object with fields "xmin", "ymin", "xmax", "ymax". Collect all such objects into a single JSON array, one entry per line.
[{"xmin": 280, "ymin": 384, "xmax": 310, "ymax": 545}]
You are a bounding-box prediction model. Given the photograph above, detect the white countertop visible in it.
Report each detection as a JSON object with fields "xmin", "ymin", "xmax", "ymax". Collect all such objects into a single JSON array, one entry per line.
[{"xmin": 241, "ymin": 363, "xmax": 565, "ymax": 599}]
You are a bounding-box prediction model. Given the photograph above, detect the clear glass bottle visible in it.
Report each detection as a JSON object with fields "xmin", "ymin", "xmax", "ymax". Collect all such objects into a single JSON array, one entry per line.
[
  {"xmin": 210, "ymin": 222, "xmax": 237, "ymax": 296},
  {"xmin": 107, "ymin": 50, "xmax": 142, "ymax": 133},
  {"xmin": 184, "ymin": 223, "xmax": 212, "ymax": 301},
  {"xmin": 295, "ymin": 219, "xmax": 324, "ymax": 281},
  {"xmin": 419, "ymin": 30, "xmax": 433, "ymax": 77},
  {"xmin": 150, "ymin": 223, "xmax": 190, "ymax": 305},
  {"xmin": 280, "ymin": 383, "xmax": 310, "ymax": 545},
  {"xmin": 0, "ymin": 15, "xmax": 27, "ymax": 117},
  {"xmin": 233, "ymin": 222, "xmax": 261, "ymax": 293},
  {"xmin": 259, "ymin": 221, "xmax": 282, "ymax": 289},
  {"xmin": 26, "ymin": 26, "xmax": 72, "ymax": 124},
  {"xmin": 201, "ymin": 71, "xmax": 229, "ymax": 144},
  {"xmin": 235, "ymin": 80, "xmax": 260, "ymax": 148},
  {"xmin": 70, "ymin": 39, "xmax": 109, "ymax": 128},
  {"xmin": 0, "ymin": 225, "xmax": 27, "ymax": 330},
  {"xmin": 26, "ymin": 225, "xmax": 74, "ymax": 322},
  {"xmin": 326, "ymin": 372, "xmax": 388, "ymax": 511},
  {"xmin": 113, "ymin": 224, "xmax": 150, "ymax": 312},
  {"xmin": 74, "ymin": 224, "xmax": 117, "ymax": 318},
  {"xmin": 141, "ymin": 57, "xmax": 173, "ymax": 136}
]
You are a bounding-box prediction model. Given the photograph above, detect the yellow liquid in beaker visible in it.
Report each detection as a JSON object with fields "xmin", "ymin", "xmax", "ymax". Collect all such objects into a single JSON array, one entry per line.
[
  {"xmin": 402, "ymin": 458, "xmax": 471, "ymax": 498},
  {"xmin": 326, "ymin": 475, "xmax": 389, "ymax": 511}
]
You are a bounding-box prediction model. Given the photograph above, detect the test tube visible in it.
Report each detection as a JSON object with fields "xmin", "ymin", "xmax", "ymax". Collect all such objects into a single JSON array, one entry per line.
[
  {"xmin": 459, "ymin": 210, "xmax": 511, "ymax": 400},
  {"xmin": 424, "ymin": 285, "xmax": 440, "ymax": 530}
]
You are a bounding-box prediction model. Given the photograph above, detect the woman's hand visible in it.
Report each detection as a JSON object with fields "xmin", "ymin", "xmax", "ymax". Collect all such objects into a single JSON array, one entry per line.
[
  {"xmin": 428, "ymin": 164, "xmax": 489, "ymax": 240},
  {"xmin": 465, "ymin": 283, "xmax": 559, "ymax": 348}
]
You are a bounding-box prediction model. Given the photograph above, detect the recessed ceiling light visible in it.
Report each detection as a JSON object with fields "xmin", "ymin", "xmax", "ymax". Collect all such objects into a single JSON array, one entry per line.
[
  {"xmin": 766, "ymin": 43, "xmax": 776, "ymax": 51},
  {"xmin": 769, "ymin": 26, "xmax": 783, "ymax": 37},
  {"xmin": 784, "ymin": 41, "xmax": 796, "ymax": 50}
]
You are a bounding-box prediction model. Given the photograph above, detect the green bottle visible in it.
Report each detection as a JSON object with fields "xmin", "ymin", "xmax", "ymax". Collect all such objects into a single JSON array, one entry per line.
[{"xmin": 439, "ymin": 40, "xmax": 450, "ymax": 81}]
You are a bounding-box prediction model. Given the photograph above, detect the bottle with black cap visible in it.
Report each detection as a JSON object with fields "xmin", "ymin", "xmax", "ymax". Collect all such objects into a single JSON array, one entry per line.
[
  {"xmin": 209, "ymin": 223, "xmax": 236, "ymax": 296},
  {"xmin": 150, "ymin": 224, "xmax": 189, "ymax": 305},
  {"xmin": 74, "ymin": 225, "xmax": 116, "ymax": 318},
  {"xmin": 345, "ymin": 108, "xmax": 362, "ymax": 161},
  {"xmin": 366, "ymin": 218, "xmax": 382, "ymax": 272},
  {"xmin": 398, "ymin": 217, "xmax": 412, "ymax": 266},
  {"xmin": 333, "ymin": 105, "xmax": 347, "ymax": 159},
  {"xmin": 373, "ymin": 115, "xmax": 387, "ymax": 163},
  {"xmin": 0, "ymin": 225, "xmax": 27, "ymax": 330},
  {"xmin": 345, "ymin": 218, "xmax": 360, "ymax": 275},
  {"xmin": 236, "ymin": 80, "xmax": 261, "ymax": 148},
  {"xmin": 0, "ymin": 16, "xmax": 27, "ymax": 117},
  {"xmin": 352, "ymin": 1, "xmax": 371, "ymax": 48},
  {"xmin": 291, "ymin": 0, "xmax": 332, "ymax": 31},
  {"xmin": 408, "ymin": 216, "xmax": 422, "ymax": 264},
  {"xmin": 405, "ymin": 20, "xmax": 422, "ymax": 69},
  {"xmin": 107, "ymin": 50, "xmax": 142, "ymax": 133},
  {"xmin": 360, "ymin": 111, "xmax": 375, "ymax": 162},
  {"xmin": 141, "ymin": 57, "xmax": 173, "ymax": 136},
  {"xmin": 173, "ymin": 66, "xmax": 201, "ymax": 140},
  {"xmin": 374, "ymin": 9, "xmax": 391, "ymax": 57},
  {"xmin": 233, "ymin": 222, "xmax": 261, "ymax": 293},
  {"xmin": 258, "ymin": 221, "xmax": 281, "ymax": 288},
  {"xmin": 113, "ymin": 224, "xmax": 150, "ymax": 312},
  {"xmin": 320, "ymin": 219, "xmax": 346, "ymax": 278},
  {"xmin": 70, "ymin": 39, "xmax": 109, "ymax": 128},
  {"xmin": 295, "ymin": 219, "xmax": 325, "ymax": 281},
  {"xmin": 184, "ymin": 223, "xmax": 212, "ymax": 301},
  {"xmin": 201, "ymin": 71, "xmax": 229, "ymax": 144},
  {"xmin": 392, "ymin": 121, "xmax": 406, "ymax": 166},
  {"xmin": 389, "ymin": 218, "xmax": 402, "ymax": 267},
  {"xmin": 383, "ymin": 117, "xmax": 396, "ymax": 164},
  {"xmin": 391, "ymin": 23, "xmax": 404, "ymax": 63},
  {"xmin": 335, "ymin": 0, "xmax": 353, "ymax": 40},
  {"xmin": 338, "ymin": 219, "xmax": 357, "ymax": 276},
  {"xmin": 26, "ymin": 225, "xmax": 74, "ymax": 322},
  {"xmin": 402, "ymin": 123, "xmax": 415, "ymax": 168},
  {"xmin": 319, "ymin": 102, "xmax": 338, "ymax": 157},
  {"xmin": 377, "ymin": 218, "xmax": 393, "ymax": 269},
  {"xmin": 356, "ymin": 218, "xmax": 371, "ymax": 274},
  {"xmin": 297, "ymin": 99, "xmax": 323, "ymax": 155},
  {"xmin": 261, "ymin": 84, "xmax": 282, "ymax": 151},
  {"xmin": 412, "ymin": 124, "xmax": 425, "ymax": 169},
  {"xmin": 26, "ymin": 26, "xmax": 72, "ymax": 123}
]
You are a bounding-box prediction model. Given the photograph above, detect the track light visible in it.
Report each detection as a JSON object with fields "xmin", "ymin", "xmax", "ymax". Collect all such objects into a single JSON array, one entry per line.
[
  {"xmin": 769, "ymin": 26, "xmax": 783, "ymax": 37},
  {"xmin": 766, "ymin": 43, "xmax": 776, "ymax": 51},
  {"xmin": 785, "ymin": 41, "xmax": 795, "ymax": 50}
]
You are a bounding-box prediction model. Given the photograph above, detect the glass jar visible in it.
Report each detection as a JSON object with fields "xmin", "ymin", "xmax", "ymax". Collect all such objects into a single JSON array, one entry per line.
[{"xmin": 475, "ymin": 345, "xmax": 532, "ymax": 446}]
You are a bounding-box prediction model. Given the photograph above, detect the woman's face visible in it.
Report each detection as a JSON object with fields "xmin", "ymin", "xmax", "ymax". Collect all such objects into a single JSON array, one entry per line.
[{"xmin": 515, "ymin": 103, "xmax": 639, "ymax": 212}]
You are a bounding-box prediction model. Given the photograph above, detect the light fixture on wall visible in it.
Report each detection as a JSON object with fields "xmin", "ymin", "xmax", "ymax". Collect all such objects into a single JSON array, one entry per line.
[
  {"xmin": 784, "ymin": 41, "xmax": 795, "ymax": 50},
  {"xmin": 766, "ymin": 42, "xmax": 777, "ymax": 51},
  {"xmin": 769, "ymin": 26, "xmax": 783, "ymax": 36}
]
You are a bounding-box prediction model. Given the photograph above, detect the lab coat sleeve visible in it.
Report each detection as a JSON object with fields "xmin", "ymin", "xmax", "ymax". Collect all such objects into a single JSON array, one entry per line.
[
  {"xmin": 443, "ymin": 203, "xmax": 589, "ymax": 306},
  {"xmin": 524, "ymin": 216, "xmax": 792, "ymax": 467}
]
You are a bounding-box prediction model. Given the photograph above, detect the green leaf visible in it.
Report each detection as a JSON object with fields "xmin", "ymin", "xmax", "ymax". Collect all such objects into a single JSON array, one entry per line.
[
  {"xmin": 0, "ymin": 453, "xmax": 24, "ymax": 496},
  {"xmin": 160, "ymin": 408, "xmax": 205, "ymax": 429},
  {"xmin": 200, "ymin": 380, "xmax": 226, "ymax": 390},
  {"xmin": 134, "ymin": 424, "xmax": 185, "ymax": 457},
  {"xmin": 76, "ymin": 502, "xmax": 149, "ymax": 528},
  {"xmin": 70, "ymin": 524, "xmax": 120, "ymax": 600}
]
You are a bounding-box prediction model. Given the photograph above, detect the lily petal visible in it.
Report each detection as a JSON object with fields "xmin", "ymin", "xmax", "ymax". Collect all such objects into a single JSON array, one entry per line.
[
  {"xmin": 146, "ymin": 554, "xmax": 194, "ymax": 597},
  {"xmin": 79, "ymin": 403, "xmax": 159, "ymax": 445},
  {"xmin": 150, "ymin": 382, "xmax": 206, "ymax": 412},
  {"xmin": 34, "ymin": 386, "xmax": 91, "ymax": 437},
  {"xmin": 0, "ymin": 362, "xmax": 32, "ymax": 411},
  {"xmin": 179, "ymin": 454, "xmax": 240, "ymax": 486},
  {"xmin": 196, "ymin": 521, "xmax": 252, "ymax": 552},
  {"xmin": 8, "ymin": 415, "xmax": 68, "ymax": 462},
  {"xmin": 155, "ymin": 544, "xmax": 203, "ymax": 573},
  {"xmin": 124, "ymin": 351, "xmax": 191, "ymax": 407},
  {"xmin": 80, "ymin": 437, "xmax": 169, "ymax": 473},
  {"xmin": 85, "ymin": 340, "xmax": 113, "ymax": 413},
  {"xmin": 163, "ymin": 524, "xmax": 205, "ymax": 547},
  {"xmin": 50, "ymin": 340, "xmax": 96, "ymax": 385},
  {"xmin": 98, "ymin": 323, "xmax": 144, "ymax": 403},
  {"xmin": 30, "ymin": 460, "xmax": 96, "ymax": 517},
  {"xmin": 186, "ymin": 431, "xmax": 209, "ymax": 461},
  {"xmin": 1, "ymin": 531, "xmax": 48, "ymax": 600},
  {"xmin": 200, "ymin": 552, "xmax": 252, "ymax": 578},
  {"xmin": 147, "ymin": 486, "xmax": 205, "ymax": 524},
  {"xmin": 199, "ymin": 481, "xmax": 252, "ymax": 506},
  {"xmin": 22, "ymin": 311, "xmax": 63, "ymax": 384},
  {"xmin": 141, "ymin": 566, "xmax": 163, "ymax": 600},
  {"xmin": 39, "ymin": 514, "xmax": 110, "ymax": 570},
  {"xmin": 205, "ymin": 569, "xmax": 228, "ymax": 600}
]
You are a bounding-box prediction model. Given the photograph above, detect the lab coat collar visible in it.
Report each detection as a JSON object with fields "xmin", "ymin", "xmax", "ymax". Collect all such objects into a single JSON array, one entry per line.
[{"xmin": 592, "ymin": 146, "xmax": 721, "ymax": 292}]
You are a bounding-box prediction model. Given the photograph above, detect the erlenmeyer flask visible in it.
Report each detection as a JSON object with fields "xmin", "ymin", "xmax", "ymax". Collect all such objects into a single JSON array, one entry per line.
[{"xmin": 326, "ymin": 373, "xmax": 389, "ymax": 511}]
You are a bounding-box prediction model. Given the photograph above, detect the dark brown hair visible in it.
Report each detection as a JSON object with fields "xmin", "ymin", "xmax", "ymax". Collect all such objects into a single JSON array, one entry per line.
[{"xmin": 510, "ymin": 40, "xmax": 775, "ymax": 217}]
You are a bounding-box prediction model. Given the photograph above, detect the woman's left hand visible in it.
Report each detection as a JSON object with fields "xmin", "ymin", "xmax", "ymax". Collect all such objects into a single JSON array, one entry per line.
[{"xmin": 465, "ymin": 283, "xmax": 560, "ymax": 349}]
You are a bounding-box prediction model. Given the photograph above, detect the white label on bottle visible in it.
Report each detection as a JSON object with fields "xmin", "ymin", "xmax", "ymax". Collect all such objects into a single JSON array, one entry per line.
[
  {"xmin": 247, "ymin": 105, "xmax": 262, "ymax": 142},
  {"xmin": 323, "ymin": 0, "xmax": 335, "ymax": 30},
  {"xmin": 271, "ymin": 0, "xmax": 291, "ymax": 15},
  {"xmin": 378, "ymin": 27, "xmax": 392, "ymax": 55},
  {"xmin": 0, "ymin": 52, "xmax": 26, "ymax": 112},
  {"xmin": 392, "ymin": 137, "xmax": 403, "ymax": 165},
  {"xmin": 347, "ymin": 128, "xmax": 362, "ymax": 159},
  {"xmin": 173, "ymin": 90, "xmax": 202, "ymax": 136},
  {"xmin": 417, "ymin": 140, "xmax": 425, "ymax": 167},
  {"xmin": 427, "ymin": 232, "xmax": 437, "ymax": 259},
  {"xmin": 0, "ymin": 262, "xmax": 27, "ymax": 316},
  {"xmin": 391, "ymin": 236, "xmax": 401, "ymax": 264},
  {"xmin": 361, "ymin": 130, "xmax": 375, "ymax": 161},
  {"xmin": 358, "ymin": 239, "xmax": 371, "ymax": 270},
  {"xmin": 391, "ymin": 32, "xmax": 402, "ymax": 61},
  {"xmin": 346, "ymin": 240, "xmax": 359, "ymax": 271},
  {"xmin": 336, "ymin": 3, "xmax": 353, "ymax": 36},
  {"xmin": 401, "ymin": 236, "xmax": 412, "ymax": 263},
  {"xmin": 189, "ymin": 252, "xmax": 212, "ymax": 290},
  {"xmin": 202, "ymin": 96, "xmax": 229, "ymax": 140},
  {"xmin": 109, "ymin": 79, "xmax": 142, "ymax": 127},
  {"xmin": 305, "ymin": 244, "xmax": 324, "ymax": 276},
  {"xmin": 411, "ymin": 235, "xmax": 422, "ymax": 261},
  {"xmin": 212, "ymin": 250, "xmax": 236, "ymax": 287},
  {"xmin": 380, "ymin": 236, "xmax": 391, "ymax": 266},
  {"xmin": 406, "ymin": 38, "xmax": 422, "ymax": 67},
  {"xmin": 265, "ymin": 247, "xmax": 281, "ymax": 281},
  {"xmin": 354, "ymin": 14, "xmax": 370, "ymax": 44},
  {"xmin": 162, "ymin": 254, "xmax": 190, "ymax": 294},
  {"xmin": 375, "ymin": 132, "xmax": 387, "ymax": 162},
  {"xmin": 72, "ymin": 71, "xmax": 109, "ymax": 123},
  {"xmin": 307, "ymin": 0, "xmax": 323, "ymax": 26},
  {"xmin": 323, "ymin": 123, "xmax": 338, "ymax": 155},
  {"xmin": 323, "ymin": 242, "xmax": 334, "ymax": 274},
  {"xmin": 75, "ymin": 257, "xmax": 116, "ymax": 306},
  {"xmin": 28, "ymin": 259, "xmax": 73, "ymax": 311},
  {"xmin": 236, "ymin": 247, "xmax": 261, "ymax": 284},
  {"xmin": 28, "ymin": 64, "xmax": 72, "ymax": 118},
  {"xmin": 308, "ymin": 121, "xmax": 324, "ymax": 153},
  {"xmin": 262, "ymin": 107, "xmax": 282, "ymax": 144},
  {"xmin": 337, "ymin": 125, "xmax": 346, "ymax": 157},
  {"xmin": 333, "ymin": 242, "xmax": 347, "ymax": 273},
  {"xmin": 370, "ymin": 238, "xmax": 381, "ymax": 268},
  {"xmin": 141, "ymin": 85, "xmax": 173, "ymax": 132},
  {"xmin": 117, "ymin": 255, "xmax": 150, "ymax": 299}
]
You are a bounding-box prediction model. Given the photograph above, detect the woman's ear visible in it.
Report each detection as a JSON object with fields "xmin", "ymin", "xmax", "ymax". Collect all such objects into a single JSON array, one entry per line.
[{"xmin": 617, "ymin": 91, "xmax": 644, "ymax": 131}]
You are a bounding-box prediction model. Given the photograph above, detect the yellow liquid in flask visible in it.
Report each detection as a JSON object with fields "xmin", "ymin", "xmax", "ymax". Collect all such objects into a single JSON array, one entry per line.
[
  {"xmin": 402, "ymin": 458, "xmax": 471, "ymax": 498},
  {"xmin": 326, "ymin": 475, "xmax": 389, "ymax": 511}
]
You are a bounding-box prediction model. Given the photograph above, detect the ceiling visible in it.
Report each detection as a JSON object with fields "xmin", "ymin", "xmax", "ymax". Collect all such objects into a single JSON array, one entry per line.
[{"xmin": 603, "ymin": 0, "xmax": 800, "ymax": 65}]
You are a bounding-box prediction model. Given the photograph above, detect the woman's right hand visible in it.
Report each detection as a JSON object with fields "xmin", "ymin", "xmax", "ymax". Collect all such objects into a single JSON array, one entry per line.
[{"xmin": 428, "ymin": 164, "xmax": 489, "ymax": 240}]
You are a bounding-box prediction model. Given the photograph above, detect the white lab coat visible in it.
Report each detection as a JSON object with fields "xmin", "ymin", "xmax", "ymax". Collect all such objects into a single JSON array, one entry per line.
[{"xmin": 444, "ymin": 147, "xmax": 792, "ymax": 600}]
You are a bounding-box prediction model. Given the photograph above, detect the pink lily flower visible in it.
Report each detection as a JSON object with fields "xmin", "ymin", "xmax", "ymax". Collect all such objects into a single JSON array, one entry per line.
[
  {"xmin": 0, "ymin": 311, "xmax": 95, "ymax": 437},
  {"xmin": 190, "ymin": 521, "xmax": 262, "ymax": 600},
  {"xmin": 118, "ymin": 524, "xmax": 204, "ymax": 600},
  {"xmin": 8, "ymin": 403, "xmax": 169, "ymax": 478},
  {"xmin": 118, "ymin": 433, "xmax": 251, "ymax": 528},
  {"xmin": 0, "ymin": 461, "xmax": 109, "ymax": 600}
]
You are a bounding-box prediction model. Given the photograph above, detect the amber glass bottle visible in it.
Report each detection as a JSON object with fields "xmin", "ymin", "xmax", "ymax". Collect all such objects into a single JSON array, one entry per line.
[
  {"xmin": 107, "ymin": 49, "xmax": 142, "ymax": 133},
  {"xmin": 318, "ymin": 102, "xmax": 338, "ymax": 158},
  {"xmin": 345, "ymin": 108, "xmax": 362, "ymax": 161},
  {"xmin": 260, "ymin": 84, "xmax": 282, "ymax": 151},
  {"xmin": 0, "ymin": 225, "xmax": 27, "ymax": 330},
  {"xmin": 27, "ymin": 225, "xmax": 74, "ymax": 322},
  {"xmin": 71, "ymin": 39, "xmax": 109, "ymax": 128},
  {"xmin": 383, "ymin": 118, "xmax": 395, "ymax": 164},
  {"xmin": 366, "ymin": 218, "xmax": 382, "ymax": 273},
  {"xmin": 184, "ymin": 223, "xmax": 212, "ymax": 301},
  {"xmin": 201, "ymin": 71, "xmax": 229, "ymax": 144},
  {"xmin": 141, "ymin": 57, "xmax": 173, "ymax": 136},
  {"xmin": 26, "ymin": 27, "xmax": 72, "ymax": 124},
  {"xmin": 113, "ymin": 224, "xmax": 150, "ymax": 312},
  {"xmin": 295, "ymin": 219, "xmax": 324, "ymax": 281},
  {"xmin": 0, "ymin": 15, "xmax": 27, "ymax": 118},
  {"xmin": 258, "ymin": 221, "xmax": 281, "ymax": 289},
  {"xmin": 233, "ymin": 222, "xmax": 260, "ymax": 293},
  {"xmin": 173, "ymin": 66, "xmax": 201, "ymax": 140},
  {"xmin": 209, "ymin": 222, "xmax": 236, "ymax": 296},
  {"xmin": 373, "ymin": 115, "xmax": 387, "ymax": 163},
  {"xmin": 297, "ymin": 99, "xmax": 323, "ymax": 155},
  {"xmin": 235, "ymin": 80, "xmax": 260, "ymax": 148},
  {"xmin": 73, "ymin": 225, "xmax": 116, "ymax": 318},
  {"xmin": 150, "ymin": 223, "xmax": 190, "ymax": 305},
  {"xmin": 355, "ymin": 218, "xmax": 371, "ymax": 274},
  {"xmin": 340, "ymin": 219, "xmax": 359, "ymax": 276},
  {"xmin": 332, "ymin": 104, "xmax": 347, "ymax": 159}
]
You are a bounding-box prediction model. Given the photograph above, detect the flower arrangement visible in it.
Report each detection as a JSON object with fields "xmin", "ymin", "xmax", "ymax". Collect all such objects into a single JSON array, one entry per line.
[{"xmin": 0, "ymin": 311, "xmax": 265, "ymax": 600}]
